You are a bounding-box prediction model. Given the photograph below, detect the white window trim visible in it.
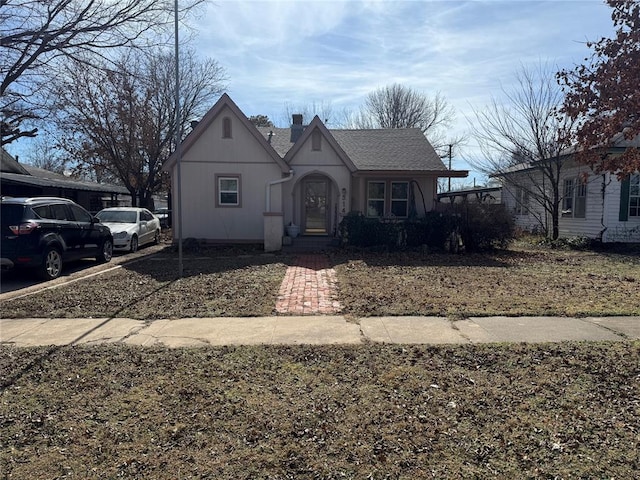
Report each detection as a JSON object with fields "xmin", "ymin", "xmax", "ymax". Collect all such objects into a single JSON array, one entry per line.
[
  {"xmin": 366, "ymin": 180, "xmax": 410, "ymax": 218},
  {"xmin": 216, "ymin": 174, "xmax": 241, "ymax": 207},
  {"xmin": 366, "ymin": 181, "xmax": 385, "ymax": 217},
  {"xmin": 562, "ymin": 177, "xmax": 586, "ymax": 219},
  {"xmin": 515, "ymin": 187, "xmax": 529, "ymax": 215},
  {"xmin": 630, "ymin": 173, "xmax": 640, "ymax": 218},
  {"xmin": 390, "ymin": 181, "xmax": 409, "ymax": 218}
]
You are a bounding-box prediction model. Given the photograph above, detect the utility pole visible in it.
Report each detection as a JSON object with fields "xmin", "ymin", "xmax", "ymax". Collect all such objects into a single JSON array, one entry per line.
[{"xmin": 175, "ymin": 0, "xmax": 183, "ymax": 277}]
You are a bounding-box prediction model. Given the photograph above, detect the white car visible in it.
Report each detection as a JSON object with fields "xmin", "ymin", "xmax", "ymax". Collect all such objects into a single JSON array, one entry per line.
[{"xmin": 95, "ymin": 207, "xmax": 161, "ymax": 252}]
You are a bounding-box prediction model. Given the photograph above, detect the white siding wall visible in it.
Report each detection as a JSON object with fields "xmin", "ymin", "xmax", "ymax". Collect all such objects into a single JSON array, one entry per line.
[
  {"xmin": 501, "ymin": 172, "xmax": 549, "ymax": 234},
  {"xmin": 601, "ymin": 173, "xmax": 640, "ymax": 242},
  {"xmin": 557, "ymin": 164, "xmax": 604, "ymax": 240},
  {"xmin": 501, "ymin": 162, "xmax": 640, "ymax": 242}
]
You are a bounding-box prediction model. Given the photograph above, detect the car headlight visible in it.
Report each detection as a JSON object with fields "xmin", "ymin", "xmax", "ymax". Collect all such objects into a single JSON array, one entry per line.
[{"xmin": 114, "ymin": 231, "xmax": 129, "ymax": 239}]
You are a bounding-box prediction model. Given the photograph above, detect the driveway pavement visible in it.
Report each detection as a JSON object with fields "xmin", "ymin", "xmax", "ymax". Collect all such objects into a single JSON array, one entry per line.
[{"xmin": 1, "ymin": 315, "xmax": 638, "ymax": 347}]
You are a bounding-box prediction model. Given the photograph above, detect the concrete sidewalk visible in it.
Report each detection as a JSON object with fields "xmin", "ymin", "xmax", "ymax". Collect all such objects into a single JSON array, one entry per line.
[{"xmin": 1, "ymin": 315, "xmax": 638, "ymax": 347}]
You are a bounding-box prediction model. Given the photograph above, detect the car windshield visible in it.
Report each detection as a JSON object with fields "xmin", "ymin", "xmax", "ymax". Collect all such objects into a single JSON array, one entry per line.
[{"xmin": 96, "ymin": 210, "xmax": 137, "ymax": 223}]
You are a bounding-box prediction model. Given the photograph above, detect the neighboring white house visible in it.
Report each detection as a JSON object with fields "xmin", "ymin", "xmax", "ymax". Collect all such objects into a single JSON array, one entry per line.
[
  {"xmin": 162, "ymin": 94, "xmax": 468, "ymax": 251},
  {"xmin": 497, "ymin": 141, "xmax": 640, "ymax": 243}
]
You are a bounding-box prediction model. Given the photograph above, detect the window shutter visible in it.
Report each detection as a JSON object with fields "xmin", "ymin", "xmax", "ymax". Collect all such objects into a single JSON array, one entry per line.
[{"xmin": 619, "ymin": 175, "xmax": 630, "ymax": 221}]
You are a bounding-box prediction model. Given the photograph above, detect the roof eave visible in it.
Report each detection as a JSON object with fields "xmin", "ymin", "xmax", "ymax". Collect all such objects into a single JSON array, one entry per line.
[
  {"xmin": 163, "ymin": 93, "xmax": 289, "ymax": 173},
  {"xmin": 352, "ymin": 169, "xmax": 468, "ymax": 177},
  {"xmin": 284, "ymin": 116, "xmax": 358, "ymax": 173}
]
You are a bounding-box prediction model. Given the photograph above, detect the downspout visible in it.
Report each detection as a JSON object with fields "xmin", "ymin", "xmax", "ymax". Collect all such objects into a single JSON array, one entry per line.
[{"xmin": 266, "ymin": 169, "xmax": 295, "ymax": 212}]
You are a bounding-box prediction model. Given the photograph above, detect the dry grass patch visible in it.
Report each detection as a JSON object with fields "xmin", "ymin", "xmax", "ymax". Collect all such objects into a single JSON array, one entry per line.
[
  {"xmin": 2, "ymin": 252, "xmax": 288, "ymax": 319},
  {"xmin": 332, "ymin": 247, "xmax": 640, "ymax": 317},
  {"xmin": 2, "ymin": 244, "xmax": 639, "ymax": 319},
  {"xmin": 2, "ymin": 342, "xmax": 639, "ymax": 478}
]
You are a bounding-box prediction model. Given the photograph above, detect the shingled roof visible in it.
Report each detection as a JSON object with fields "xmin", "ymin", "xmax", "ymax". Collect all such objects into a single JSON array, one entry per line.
[
  {"xmin": 1, "ymin": 147, "xmax": 128, "ymax": 195},
  {"xmin": 257, "ymin": 126, "xmax": 448, "ymax": 172},
  {"xmin": 331, "ymin": 128, "xmax": 444, "ymax": 171}
]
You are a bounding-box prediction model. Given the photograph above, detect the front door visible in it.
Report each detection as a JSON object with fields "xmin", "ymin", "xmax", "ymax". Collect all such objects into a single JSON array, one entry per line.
[{"xmin": 303, "ymin": 179, "xmax": 329, "ymax": 235}]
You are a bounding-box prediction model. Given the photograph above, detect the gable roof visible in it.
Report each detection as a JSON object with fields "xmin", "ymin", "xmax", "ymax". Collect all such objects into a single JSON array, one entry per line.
[
  {"xmin": 162, "ymin": 93, "xmax": 289, "ymax": 173},
  {"xmin": 165, "ymin": 94, "xmax": 467, "ymax": 177},
  {"xmin": 1, "ymin": 148, "xmax": 30, "ymax": 175},
  {"xmin": 259, "ymin": 124, "xmax": 463, "ymax": 174},
  {"xmin": 282, "ymin": 116, "xmax": 357, "ymax": 172}
]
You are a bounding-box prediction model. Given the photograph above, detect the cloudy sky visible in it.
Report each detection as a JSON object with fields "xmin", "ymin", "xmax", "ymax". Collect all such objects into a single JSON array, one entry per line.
[{"xmin": 190, "ymin": 0, "xmax": 616, "ymax": 185}]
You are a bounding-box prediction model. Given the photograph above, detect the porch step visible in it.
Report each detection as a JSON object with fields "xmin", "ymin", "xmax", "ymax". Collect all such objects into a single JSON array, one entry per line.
[{"xmin": 281, "ymin": 236, "xmax": 339, "ymax": 253}]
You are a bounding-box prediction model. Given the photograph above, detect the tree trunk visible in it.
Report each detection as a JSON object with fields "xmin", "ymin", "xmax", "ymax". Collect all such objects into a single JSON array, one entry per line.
[{"xmin": 551, "ymin": 189, "xmax": 560, "ymax": 240}]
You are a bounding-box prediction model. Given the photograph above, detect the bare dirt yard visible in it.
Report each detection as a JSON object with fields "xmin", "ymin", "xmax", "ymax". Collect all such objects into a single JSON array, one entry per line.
[{"xmin": 1, "ymin": 241, "xmax": 639, "ymax": 478}]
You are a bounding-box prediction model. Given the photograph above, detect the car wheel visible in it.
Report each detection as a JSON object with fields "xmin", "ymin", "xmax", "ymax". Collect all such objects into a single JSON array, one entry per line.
[
  {"xmin": 154, "ymin": 230, "xmax": 160, "ymax": 245},
  {"xmin": 130, "ymin": 235, "xmax": 138, "ymax": 253},
  {"xmin": 98, "ymin": 238, "xmax": 113, "ymax": 263},
  {"xmin": 39, "ymin": 247, "xmax": 63, "ymax": 280}
]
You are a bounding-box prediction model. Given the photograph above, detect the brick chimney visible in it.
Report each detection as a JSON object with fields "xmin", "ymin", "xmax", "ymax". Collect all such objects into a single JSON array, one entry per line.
[{"xmin": 290, "ymin": 114, "xmax": 305, "ymax": 143}]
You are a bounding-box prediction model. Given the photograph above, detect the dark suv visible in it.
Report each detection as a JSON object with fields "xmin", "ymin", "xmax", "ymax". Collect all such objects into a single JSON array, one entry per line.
[{"xmin": 1, "ymin": 197, "xmax": 113, "ymax": 280}]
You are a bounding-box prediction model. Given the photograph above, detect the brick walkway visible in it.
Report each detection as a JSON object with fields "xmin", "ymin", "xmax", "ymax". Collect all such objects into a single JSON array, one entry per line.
[{"xmin": 275, "ymin": 254, "xmax": 342, "ymax": 315}]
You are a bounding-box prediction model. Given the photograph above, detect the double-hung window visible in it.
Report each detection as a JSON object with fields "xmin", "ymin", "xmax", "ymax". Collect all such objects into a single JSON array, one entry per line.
[
  {"xmin": 367, "ymin": 181, "xmax": 385, "ymax": 217},
  {"xmin": 216, "ymin": 175, "xmax": 240, "ymax": 207},
  {"xmin": 391, "ymin": 182, "xmax": 409, "ymax": 217},
  {"xmin": 366, "ymin": 181, "xmax": 410, "ymax": 218},
  {"xmin": 562, "ymin": 177, "xmax": 586, "ymax": 218},
  {"xmin": 515, "ymin": 187, "xmax": 529, "ymax": 215},
  {"xmin": 630, "ymin": 174, "xmax": 640, "ymax": 217}
]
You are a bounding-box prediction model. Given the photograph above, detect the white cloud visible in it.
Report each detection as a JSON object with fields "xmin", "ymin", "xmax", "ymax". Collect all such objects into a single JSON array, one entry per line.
[{"xmin": 190, "ymin": 0, "xmax": 617, "ymax": 182}]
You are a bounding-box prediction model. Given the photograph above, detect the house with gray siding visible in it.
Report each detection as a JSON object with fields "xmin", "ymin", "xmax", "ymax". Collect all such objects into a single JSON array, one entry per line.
[{"xmin": 162, "ymin": 94, "xmax": 468, "ymax": 251}]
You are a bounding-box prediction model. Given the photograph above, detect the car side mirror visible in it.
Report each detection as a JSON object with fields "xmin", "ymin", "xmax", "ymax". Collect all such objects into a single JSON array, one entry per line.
[{"xmin": 92, "ymin": 217, "xmax": 101, "ymax": 224}]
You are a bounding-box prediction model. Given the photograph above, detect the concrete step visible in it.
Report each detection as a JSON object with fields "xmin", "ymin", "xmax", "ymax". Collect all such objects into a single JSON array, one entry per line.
[{"xmin": 281, "ymin": 236, "xmax": 339, "ymax": 253}]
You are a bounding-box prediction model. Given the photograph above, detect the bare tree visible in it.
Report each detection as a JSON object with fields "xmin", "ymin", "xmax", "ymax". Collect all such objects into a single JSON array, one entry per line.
[
  {"xmin": 469, "ymin": 64, "xmax": 575, "ymax": 240},
  {"xmin": 1, "ymin": 0, "xmax": 202, "ymax": 145},
  {"xmin": 278, "ymin": 100, "xmax": 334, "ymax": 127},
  {"xmin": 351, "ymin": 84, "xmax": 459, "ymax": 151},
  {"xmin": 52, "ymin": 48, "xmax": 226, "ymax": 208},
  {"xmin": 22, "ymin": 135, "xmax": 69, "ymax": 174}
]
